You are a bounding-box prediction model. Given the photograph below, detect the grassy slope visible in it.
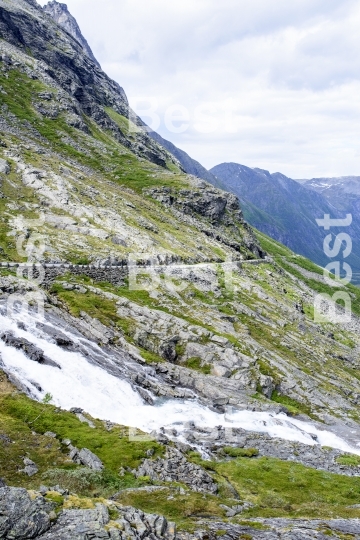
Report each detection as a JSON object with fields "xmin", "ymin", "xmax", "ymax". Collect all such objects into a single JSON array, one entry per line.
[
  {"xmin": 256, "ymin": 231, "xmax": 360, "ymax": 317},
  {"xmin": 0, "ymin": 67, "xmax": 256, "ymax": 266}
]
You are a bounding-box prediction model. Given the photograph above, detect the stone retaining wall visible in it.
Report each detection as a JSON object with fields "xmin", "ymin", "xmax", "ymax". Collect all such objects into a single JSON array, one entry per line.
[{"xmin": 0, "ymin": 257, "xmax": 271, "ymax": 287}]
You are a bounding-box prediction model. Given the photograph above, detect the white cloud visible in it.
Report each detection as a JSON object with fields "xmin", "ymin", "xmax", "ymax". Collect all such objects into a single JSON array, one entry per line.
[{"xmin": 37, "ymin": 0, "xmax": 360, "ymax": 178}]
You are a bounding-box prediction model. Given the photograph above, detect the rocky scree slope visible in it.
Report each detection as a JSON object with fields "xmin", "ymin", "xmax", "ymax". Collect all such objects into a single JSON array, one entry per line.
[{"xmin": 0, "ymin": 0, "xmax": 360, "ymax": 536}]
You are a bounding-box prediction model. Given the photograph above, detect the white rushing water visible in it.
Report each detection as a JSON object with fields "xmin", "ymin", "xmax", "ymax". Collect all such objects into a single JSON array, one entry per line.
[{"xmin": 0, "ymin": 310, "xmax": 359, "ymax": 454}]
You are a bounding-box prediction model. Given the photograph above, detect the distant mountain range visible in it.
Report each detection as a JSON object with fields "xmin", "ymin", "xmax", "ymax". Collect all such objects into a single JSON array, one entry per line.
[
  {"xmin": 210, "ymin": 163, "xmax": 360, "ymax": 283},
  {"xmin": 301, "ymin": 176, "xmax": 360, "ymax": 213}
]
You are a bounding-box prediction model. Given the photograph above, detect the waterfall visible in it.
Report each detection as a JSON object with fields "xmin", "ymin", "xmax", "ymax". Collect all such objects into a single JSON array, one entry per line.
[{"xmin": 0, "ymin": 308, "xmax": 359, "ymax": 455}]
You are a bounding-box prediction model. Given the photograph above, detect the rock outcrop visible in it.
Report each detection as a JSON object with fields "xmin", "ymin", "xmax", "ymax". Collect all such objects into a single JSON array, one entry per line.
[
  {"xmin": 0, "ymin": 480, "xmax": 176, "ymax": 540},
  {"xmin": 134, "ymin": 447, "xmax": 218, "ymax": 494},
  {"xmin": 69, "ymin": 447, "xmax": 104, "ymax": 471},
  {"xmin": 0, "ymin": 482, "xmax": 54, "ymax": 539},
  {"xmin": 43, "ymin": 1, "xmax": 100, "ymax": 68},
  {"xmin": 0, "ymin": 332, "xmax": 61, "ymax": 369}
]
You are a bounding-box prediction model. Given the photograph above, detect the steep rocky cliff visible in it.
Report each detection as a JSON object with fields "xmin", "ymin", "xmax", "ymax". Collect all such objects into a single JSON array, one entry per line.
[
  {"xmin": 43, "ymin": 1, "xmax": 100, "ymax": 67},
  {"xmin": 0, "ymin": 0, "xmax": 180, "ymax": 168}
]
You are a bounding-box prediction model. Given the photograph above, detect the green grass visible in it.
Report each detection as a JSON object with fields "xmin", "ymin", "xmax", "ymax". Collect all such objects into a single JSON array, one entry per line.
[
  {"xmin": 2, "ymin": 372, "xmax": 360, "ymax": 526},
  {"xmin": 257, "ymin": 360, "xmax": 281, "ymax": 384},
  {"xmin": 0, "ymin": 374, "xmax": 162, "ymax": 494},
  {"xmin": 42, "ymin": 467, "xmax": 150, "ymax": 498},
  {"xmin": 184, "ymin": 357, "xmax": 211, "ymax": 375},
  {"xmin": 0, "ymin": 69, "xmax": 188, "ymax": 195},
  {"xmin": 223, "ymin": 447, "xmax": 259, "ymax": 458},
  {"xmin": 214, "ymin": 456, "xmax": 360, "ymax": 519},
  {"xmin": 256, "ymin": 230, "xmax": 360, "ymax": 317},
  {"xmin": 271, "ymin": 391, "xmax": 312, "ymax": 417},
  {"xmin": 138, "ymin": 347, "xmax": 165, "ymax": 365},
  {"xmin": 336, "ymin": 454, "xmax": 360, "ymax": 467},
  {"xmin": 51, "ymin": 284, "xmax": 120, "ymax": 327},
  {"xmin": 104, "ymin": 107, "xmax": 137, "ymax": 137}
]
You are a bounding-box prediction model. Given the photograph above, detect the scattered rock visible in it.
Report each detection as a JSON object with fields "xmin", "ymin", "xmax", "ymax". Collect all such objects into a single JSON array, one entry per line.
[
  {"xmin": 112, "ymin": 236, "xmax": 127, "ymax": 247},
  {"xmin": 70, "ymin": 407, "xmax": 84, "ymax": 414},
  {"xmin": 20, "ymin": 457, "xmax": 39, "ymax": 477},
  {"xmin": 69, "ymin": 446, "xmax": 104, "ymax": 470},
  {"xmin": 135, "ymin": 447, "xmax": 217, "ymax": 494},
  {"xmin": 212, "ymin": 364, "xmax": 231, "ymax": 378},
  {"xmin": 76, "ymin": 413, "xmax": 96, "ymax": 428},
  {"xmin": 219, "ymin": 502, "xmax": 254, "ymax": 517},
  {"xmin": 0, "ymin": 158, "xmax": 10, "ymax": 174},
  {"xmin": 44, "ymin": 431, "xmax": 57, "ymax": 438},
  {"xmin": 0, "ymin": 433, "xmax": 12, "ymax": 445}
]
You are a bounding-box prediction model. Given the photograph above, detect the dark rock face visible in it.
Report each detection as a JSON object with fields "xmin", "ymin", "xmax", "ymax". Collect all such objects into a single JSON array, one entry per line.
[
  {"xmin": 43, "ymin": 1, "xmax": 100, "ymax": 68},
  {"xmin": 0, "ymin": 331, "xmax": 61, "ymax": 368},
  {"xmin": 145, "ymin": 185, "xmax": 265, "ymax": 258},
  {"xmin": 0, "ymin": 484, "xmax": 54, "ymax": 539},
  {"xmin": 145, "ymin": 186, "xmax": 242, "ymax": 225},
  {"xmin": 0, "ymin": 0, "xmax": 177, "ymax": 168}
]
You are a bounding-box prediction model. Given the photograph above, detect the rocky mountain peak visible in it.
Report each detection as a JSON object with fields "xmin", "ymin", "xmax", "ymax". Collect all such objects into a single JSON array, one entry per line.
[{"xmin": 43, "ymin": 0, "xmax": 100, "ymax": 67}]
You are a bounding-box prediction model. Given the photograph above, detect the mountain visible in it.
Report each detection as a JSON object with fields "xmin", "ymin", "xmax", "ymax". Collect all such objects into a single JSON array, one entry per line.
[
  {"xmin": 148, "ymin": 130, "xmax": 225, "ymax": 188},
  {"xmin": 43, "ymin": 0, "xmax": 100, "ymax": 68},
  {"xmin": 301, "ymin": 175, "xmax": 360, "ymax": 212},
  {"xmin": 41, "ymin": 0, "xmax": 223, "ymax": 187},
  {"xmin": 211, "ymin": 162, "xmax": 360, "ymax": 283},
  {"xmin": 0, "ymin": 0, "xmax": 185, "ymax": 169},
  {"xmin": 1, "ymin": 0, "xmax": 360, "ymax": 536}
]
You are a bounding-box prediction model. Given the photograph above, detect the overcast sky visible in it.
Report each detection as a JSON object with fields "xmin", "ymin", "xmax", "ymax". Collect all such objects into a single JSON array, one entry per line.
[{"xmin": 38, "ymin": 0, "xmax": 360, "ymax": 179}]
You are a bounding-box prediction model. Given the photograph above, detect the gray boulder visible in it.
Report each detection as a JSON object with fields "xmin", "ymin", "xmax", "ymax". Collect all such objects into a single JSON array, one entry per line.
[
  {"xmin": 20, "ymin": 457, "xmax": 39, "ymax": 477},
  {"xmin": 78, "ymin": 448, "xmax": 104, "ymax": 471},
  {"xmin": 0, "ymin": 483, "xmax": 54, "ymax": 539},
  {"xmin": 135, "ymin": 447, "xmax": 217, "ymax": 494},
  {"xmin": 69, "ymin": 446, "xmax": 104, "ymax": 470},
  {"xmin": 0, "ymin": 158, "xmax": 10, "ymax": 174}
]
